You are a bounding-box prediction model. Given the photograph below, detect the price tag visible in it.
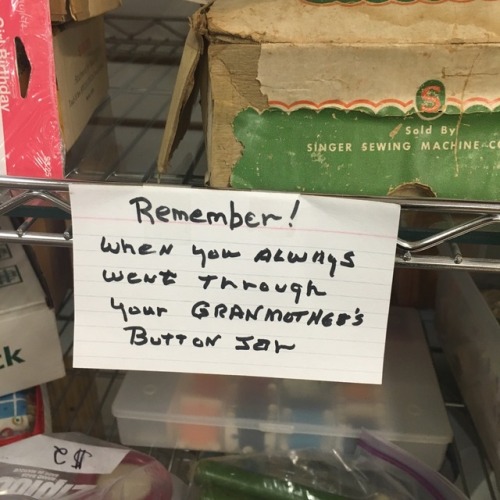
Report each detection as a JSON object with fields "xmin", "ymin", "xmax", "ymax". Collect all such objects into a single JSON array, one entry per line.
[
  {"xmin": 0, "ymin": 435, "xmax": 127, "ymax": 474},
  {"xmin": 70, "ymin": 184, "xmax": 400, "ymax": 384}
]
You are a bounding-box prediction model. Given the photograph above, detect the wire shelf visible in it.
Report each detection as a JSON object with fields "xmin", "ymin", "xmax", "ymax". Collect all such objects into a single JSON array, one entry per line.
[{"xmin": 2, "ymin": 176, "xmax": 500, "ymax": 271}]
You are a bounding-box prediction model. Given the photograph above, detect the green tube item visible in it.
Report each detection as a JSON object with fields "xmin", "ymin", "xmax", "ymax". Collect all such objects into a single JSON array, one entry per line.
[{"xmin": 194, "ymin": 459, "xmax": 350, "ymax": 500}]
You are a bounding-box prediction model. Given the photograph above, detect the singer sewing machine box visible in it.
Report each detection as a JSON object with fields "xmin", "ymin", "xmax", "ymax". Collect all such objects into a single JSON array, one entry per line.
[{"xmin": 159, "ymin": 0, "xmax": 500, "ymax": 201}]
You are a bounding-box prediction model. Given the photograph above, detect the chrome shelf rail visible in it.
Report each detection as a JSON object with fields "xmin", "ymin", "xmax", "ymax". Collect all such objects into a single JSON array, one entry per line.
[{"xmin": 2, "ymin": 175, "xmax": 500, "ymax": 271}]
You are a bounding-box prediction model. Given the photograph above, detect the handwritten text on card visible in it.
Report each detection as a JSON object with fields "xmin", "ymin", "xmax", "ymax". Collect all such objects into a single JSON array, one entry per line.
[{"xmin": 69, "ymin": 185, "xmax": 400, "ymax": 384}]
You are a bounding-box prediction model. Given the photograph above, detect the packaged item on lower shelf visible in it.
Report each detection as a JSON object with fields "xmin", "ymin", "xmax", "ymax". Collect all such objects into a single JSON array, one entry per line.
[
  {"xmin": 192, "ymin": 433, "xmax": 467, "ymax": 500},
  {"xmin": 0, "ymin": 432, "xmax": 182, "ymax": 499},
  {"xmin": 112, "ymin": 307, "xmax": 452, "ymax": 470},
  {"xmin": 0, "ymin": 385, "xmax": 51, "ymax": 446}
]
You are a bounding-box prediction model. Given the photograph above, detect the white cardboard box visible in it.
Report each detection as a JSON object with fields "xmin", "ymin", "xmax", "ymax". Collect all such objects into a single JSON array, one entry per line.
[{"xmin": 0, "ymin": 219, "xmax": 65, "ymax": 397}]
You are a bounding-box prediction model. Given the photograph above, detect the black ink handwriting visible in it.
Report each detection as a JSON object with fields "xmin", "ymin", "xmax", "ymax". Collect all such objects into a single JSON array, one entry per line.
[
  {"xmin": 129, "ymin": 197, "xmax": 284, "ymax": 230},
  {"xmin": 197, "ymin": 275, "xmax": 326, "ymax": 305},
  {"xmin": 100, "ymin": 236, "xmax": 173, "ymax": 256},
  {"xmin": 102, "ymin": 269, "xmax": 177, "ymax": 286},
  {"xmin": 253, "ymin": 248, "xmax": 356, "ymax": 278},
  {"xmin": 192, "ymin": 245, "xmax": 241, "ymax": 269},
  {"xmin": 191, "ymin": 301, "xmax": 364, "ymax": 327}
]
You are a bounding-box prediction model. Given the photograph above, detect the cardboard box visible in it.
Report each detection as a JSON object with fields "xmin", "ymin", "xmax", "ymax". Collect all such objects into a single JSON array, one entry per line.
[
  {"xmin": 0, "ymin": 1, "xmax": 109, "ymax": 178},
  {"xmin": 159, "ymin": 0, "xmax": 500, "ymax": 200},
  {"xmin": 0, "ymin": 219, "xmax": 65, "ymax": 397},
  {"xmin": 50, "ymin": 0, "xmax": 122, "ymax": 23}
]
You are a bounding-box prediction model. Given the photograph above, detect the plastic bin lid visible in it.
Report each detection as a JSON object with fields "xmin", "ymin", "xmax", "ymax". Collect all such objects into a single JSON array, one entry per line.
[{"xmin": 112, "ymin": 307, "xmax": 452, "ymax": 445}]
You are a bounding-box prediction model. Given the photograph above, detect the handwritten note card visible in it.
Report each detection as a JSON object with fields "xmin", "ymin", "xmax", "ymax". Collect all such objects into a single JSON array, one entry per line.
[{"xmin": 70, "ymin": 185, "xmax": 400, "ymax": 383}]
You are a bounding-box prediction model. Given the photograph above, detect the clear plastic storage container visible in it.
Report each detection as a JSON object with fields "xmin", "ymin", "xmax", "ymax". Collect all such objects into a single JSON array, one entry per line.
[{"xmin": 112, "ymin": 307, "xmax": 452, "ymax": 470}]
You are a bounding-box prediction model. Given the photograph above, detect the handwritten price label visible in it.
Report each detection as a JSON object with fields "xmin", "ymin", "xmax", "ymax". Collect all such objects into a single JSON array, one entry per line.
[
  {"xmin": 70, "ymin": 185, "xmax": 400, "ymax": 384},
  {"xmin": 0, "ymin": 435, "xmax": 127, "ymax": 474},
  {"xmin": 53, "ymin": 445, "xmax": 93, "ymax": 471}
]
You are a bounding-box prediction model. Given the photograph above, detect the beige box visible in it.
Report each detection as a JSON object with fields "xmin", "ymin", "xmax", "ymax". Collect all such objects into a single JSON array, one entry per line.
[
  {"xmin": 53, "ymin": 17, "xmax": 110, "ymax": 152},
  {"xmin": 50, "ymin": 0, "xmax": 121, "ymax": 23},
  {"xmin": 159, "ymin": 0, "xmax": 500, "ymax": 200}
]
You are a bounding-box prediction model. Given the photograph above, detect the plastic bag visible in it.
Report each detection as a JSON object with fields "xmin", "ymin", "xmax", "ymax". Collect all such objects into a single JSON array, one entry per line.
[
  {"xmin": 191, "ymin": 432, "xmax": 468, "ymax": 499},
  {"xmin": 0, "ymin": 432, "xmax": 179, "ymax": 499}
]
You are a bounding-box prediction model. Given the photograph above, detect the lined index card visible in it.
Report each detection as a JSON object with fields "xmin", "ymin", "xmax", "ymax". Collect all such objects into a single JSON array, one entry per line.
[{"xmin": 70, "ymin": 184, "xmax": 400, "ymax": 383}]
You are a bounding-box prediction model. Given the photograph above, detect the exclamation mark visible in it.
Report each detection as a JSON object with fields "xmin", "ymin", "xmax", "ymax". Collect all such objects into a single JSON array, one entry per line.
[{"xmin": 289, "ymin": 200, "xmax": 300, "ymax": 227}]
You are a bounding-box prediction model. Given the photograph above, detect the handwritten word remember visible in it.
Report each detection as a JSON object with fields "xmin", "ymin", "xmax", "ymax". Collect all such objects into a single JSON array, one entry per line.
[{"xmin": 130, "ymin": 197, "xmax": 301, "ymax": 229}]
